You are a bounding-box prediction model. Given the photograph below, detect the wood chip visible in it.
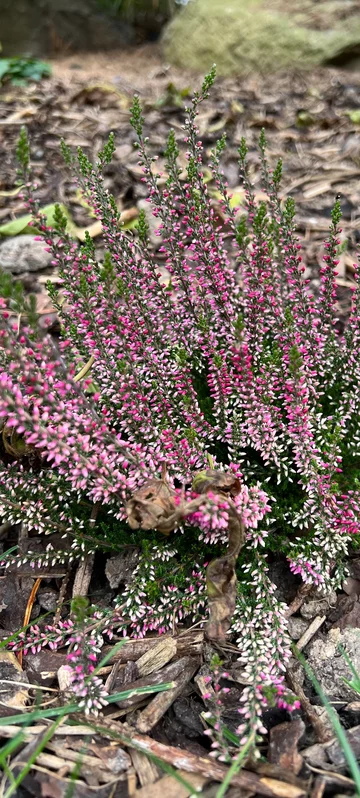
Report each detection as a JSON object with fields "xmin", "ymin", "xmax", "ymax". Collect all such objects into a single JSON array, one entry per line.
[
  {"xmin": 71, "ymin": 552, "xmax": 95, "ymax": 598},
  {"xmin": 134, "ymin": 771, "xmax": 206, "ymax": 797},
  {"xmin": 94, "ymin": 717, "xmax": 307, "ymax": 797},
  {"xmin": 103, "ymin": 631, "xmax": 204, "ymax": 665},
  {"xmin": 136, "ymin": 656, "xmax": 199, "ymax": 733},
  {"xmin": 136, "ymin": 638, "xmax": 177, "ymax": 677},
  {"xmin": 130, "ymin": 749, "xmax": 160, "ymax": 787},
  {"xmin": 296, "ymin": 615, "xmax": 326, "ymax": 651}
]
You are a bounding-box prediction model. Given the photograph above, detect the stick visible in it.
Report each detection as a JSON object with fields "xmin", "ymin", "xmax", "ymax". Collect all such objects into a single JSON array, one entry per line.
[{"xmin": 88, "ymin": 718, "xmax": 307, "ymax": 798}]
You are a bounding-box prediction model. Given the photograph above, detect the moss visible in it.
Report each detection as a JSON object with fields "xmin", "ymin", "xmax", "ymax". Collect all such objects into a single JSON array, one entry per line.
[{"xmin": 162, "ymin": 0, "xmax": 360, "ymax": 77}]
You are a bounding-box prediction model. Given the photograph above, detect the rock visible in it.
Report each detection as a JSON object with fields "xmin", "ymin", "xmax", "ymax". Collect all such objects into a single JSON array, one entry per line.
[
  {"xmin": 330, "ymin": 595, "xmax": 360, "ymax": 630},
  {"xmin": 268, "ymin": 719, "xmax": 305, "ymax": 774},
  {"xmin": 300, "ymin": 590, "xmax": 337, "ymax": 620},
  {"xmin": 327, "ymin": 724, "xmax": 360, "ymax": 767},
  {"xmin": 25, "ymin": 649, "xmax": 67, "ymax": 686},
  {"xmin": 0, "ymin": 573, "xmax": 36, "ymax": 630},
  {"xmin": 0, "ymin": 650, "xmax": 29, "ymax": 714},
  {"xmin": 348, "ymin": 558, "xmax": 360, "ymax": 581},
  {"xmin": 0, "ymin": 0, "xmax": 134, "ymax": 58},
  {"xmin": 343, "ymin": 576, "xmax": 360, "ymax": 595},
  {"xmin": 37, "ymin": 587, "xmax": 58, "ymax": 611},
  {"xmin": 162, "ymin": 0, "xmax": 360, "ymax": 77},
  {"xmin": 307, "ymin": 628, "xmax": 360, "ymax": 701},
  {"xmin": 268, "ymin": 560, "xmax": 302, "ymax": 605},
  {"xmin": 288, "ymin": 617, "xmax": 309, "ymax": 641},
  {"xmin": 105, "ymin": 548, "xmax": 139, "ymax": 589},
  {"xmin": 0, "ymin": 235, "xmax": 52, "ymax": 274},
  {"xmin": 172, "ymin": 697, "xmax": 205, "ymax": 738}
]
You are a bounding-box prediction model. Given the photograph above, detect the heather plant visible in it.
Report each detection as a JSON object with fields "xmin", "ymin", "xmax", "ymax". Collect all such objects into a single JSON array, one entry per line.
[{"xmin": 1, "ymin": 66, "xmax": 360, "ymax": 755}]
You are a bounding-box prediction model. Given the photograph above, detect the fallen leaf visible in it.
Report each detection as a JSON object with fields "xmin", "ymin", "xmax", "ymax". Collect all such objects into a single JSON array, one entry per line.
[
  {"xmin": 0, "ymin": 203, "xmax": 78, "ymax": 238},
  {"xmin": 76, "ymin": 207, "xmax": 138, "ymax": 241},
  {"xmin": 126, "ymin": 478, "xmax": 176, "ymax": 533},
  {"xmin": 206, "ymin": 503, "xmax": 245, "ymax": 641}
]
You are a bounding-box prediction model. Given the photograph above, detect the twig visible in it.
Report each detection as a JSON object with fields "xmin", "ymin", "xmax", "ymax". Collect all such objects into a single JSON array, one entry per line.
[
  {"xmin": 286, "ymin": 666, "xmax": 333, "ymax": 743},
  {"xmin": 86, "ymin": 717, "xmax": 307, "ymax": 798},
  {"xmin": 285, "ymin": 584, "xmax": 313, "ymax": 618}
]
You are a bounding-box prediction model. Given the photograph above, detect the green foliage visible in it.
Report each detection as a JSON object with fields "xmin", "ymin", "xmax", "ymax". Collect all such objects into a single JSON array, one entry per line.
[
  {"xmin": 0, "ymin": 269, "xmax": 38, "ymax": 328},
  {"xmin": 15, "ymin": 127, "xmax": 30, "ymax": 174},
  {"xmin": 0, "ymin": 58, "xmax": 50, "ymax": 86},
  {"xmin": 137, "ymin": 208, "xmax": 149, "ymax": 244},
  {"xmin": 97, "ymin": 132, "xmax": 116, "ymax": 167},
  {"xmin": 130, "ymin": 95, "xmax": 144, "ymax": 138},
  {"xmin": 155, "ymin": 82, "xmax": 191, "ymax": 109}
]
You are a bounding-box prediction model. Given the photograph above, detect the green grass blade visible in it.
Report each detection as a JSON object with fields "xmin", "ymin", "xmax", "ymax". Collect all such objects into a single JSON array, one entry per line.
[
  {"xmin": 338, "ymin": 644, "xmax": 360, "ymax": 695},
  {"xmin": 3, "ymin": 711, "xmax": 67, "ymax": 798},
  {"xmin": 215, "ymin": 732, "xmax": 255, "ymax": 798},
  {"xmin": 106, "ymin": 681, "xmax": 175, "ymax": 704},
  {"xmin": 0, "ymin": 682, "xmax": 174, "ymax": 726},
  {"xmin": 0, "ymin": 730, "xmax": 26, "ymax": 766},
  {"xmin": 295, "ymin": 647, "xmax": 360, "ymax": 794}
]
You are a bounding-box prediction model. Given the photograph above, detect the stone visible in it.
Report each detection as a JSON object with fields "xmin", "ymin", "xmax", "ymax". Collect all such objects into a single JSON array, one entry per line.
[
  {"xmin": 342, "ymin": 576, "xmax": 360, "ymax": 596},
  {"xmin": 330, "ymin": 596, "xmax": 360, "ymax": 630},
  {"xmin": 300, "ymin": 590, "xmax": 337, "ymax": 620},
  {"xmin": 162, "ymin": 0, "xmax": 360, "ymax": 77},
  {"xmin": 25, "ymin": 649, "xmax": 67, "ymax": 686},
  {"xmin": 327, "ymin": 724, "xmax": 360, "ymax": 767},
  {"xmin": 0, "ymin": 0, "xmax": 134, "ymax": 58},
  {"xmin": 0, "ymin": 235, "xmax": 52, "ymax": 274},
  {"xmin": 307, "ymin": 628, "xmax": 360, "ymax": 701},
  {"xmin": 105, "ymin": 548, "xmax": 139, "ymax": 589},
  {"xmin": 37, "ymin": 587, "xmax": 58, "ymax": 611},
  {"xmin": 288, "ymin": 617, "xmax": 309, "ymax": 640},
  {"xmin": 0, "ymin": 650, "xmax": 29, "ymax": 713}
]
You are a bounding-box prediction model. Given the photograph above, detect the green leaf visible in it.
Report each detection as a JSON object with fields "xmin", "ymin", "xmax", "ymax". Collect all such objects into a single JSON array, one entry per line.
[
  {"xmin": 0, "ymin": 203, "xmax": 78, "ymax": 238},
  {"xmin": 0, "ymin": 59, "xmax": 11, "ymax": 80},
  {"xmin": 346, "ymin": 109, "xmax": 360, "ymax": 124}
]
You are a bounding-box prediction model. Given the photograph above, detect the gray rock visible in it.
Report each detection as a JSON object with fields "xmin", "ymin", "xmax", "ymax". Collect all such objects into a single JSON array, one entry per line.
[
  {"xmin": 327, "ymin": 724, "xmax": 360, "ymax": 766},
  {"xmin": 105, "ymin": 548, "xmax": 139, "ymax": 589},
  {"xmin": 288, "ymin": 617, "xmax": 309, "ymax": 640},
  {"xmin": 1, "ymin": 0, "xmax": 134, "ymax": 59},
  {"xmin": 37, "ymin": 588, "xmax": 58, "ymax": 612},
  {"xmin": 0, "ymin": 235, "xmax": 52, "ymax": 274},
  {"xmin": 300, "ymin": 590, "xmax": 337, "ymax": 620},
  {"xmin": 163, "ymin": 0, "xmax": 360, "ymax": 77},
  {"xmin": 307, "ymin": 628, "xmax": 360, "ymax": 701}
]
